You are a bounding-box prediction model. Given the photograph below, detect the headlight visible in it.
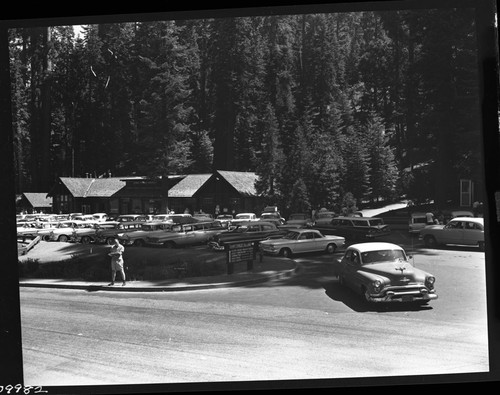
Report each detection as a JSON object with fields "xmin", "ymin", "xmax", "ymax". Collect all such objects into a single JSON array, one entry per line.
[
  {"xmin": 426, "ymin": 276, "xmax": 435, "ymax": 288},
  {"xmin": 373, "ymin": 280, "xmax": 382, "ymax": 293}
]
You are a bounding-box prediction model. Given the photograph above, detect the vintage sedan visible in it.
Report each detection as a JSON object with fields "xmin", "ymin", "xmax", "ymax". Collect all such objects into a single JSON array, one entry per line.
[
  {"xmin": 230, "ymin": 212, "xmax": 258, "ymax": 226},
  {"xmin": 37, "ymin": 220, "xmax": 81, "ymax": 242},
  {"xmin": 94, "ymin": 221, "xmax": 144, "ymax": 245},
  {"xmin": 334, "ymin": 242, "xmax": 438, "ymax": 304},
  {"xmin": 118, "ymin": 221, "xmax": 175, "ymax": 246},
  {"xmin": 146, "ymin": 221, "xmax": 226, "ymax": 248},
  {"xmin": 419, "ymin": 217, "xmax": 484, "ymax": 250},
  {"xmin": 259, "ymin": 229, "xmax": 345, "ymax": 258},
  {"xmin": 208, "ymin": 221, "xmax": 287, "ymax": 251}
]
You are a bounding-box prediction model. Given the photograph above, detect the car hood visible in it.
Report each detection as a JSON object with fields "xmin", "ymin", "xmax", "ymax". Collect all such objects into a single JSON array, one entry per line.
[{"xmin": 360, "ymin": 261, "xmax": 425, "ymax": 282}]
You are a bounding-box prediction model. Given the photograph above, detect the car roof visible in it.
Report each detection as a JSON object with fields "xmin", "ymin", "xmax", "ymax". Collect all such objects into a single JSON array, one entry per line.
[
  {"xmin": 450, "ymin": 217, "xmax": 483, "ymax": 223},
  {"xmin": 335, "ymin": 216, "xmax": 381, "ymax": 220},
  {"xmin": 347, "ymin": 242, "xmax": 403, "ymax": 253}
]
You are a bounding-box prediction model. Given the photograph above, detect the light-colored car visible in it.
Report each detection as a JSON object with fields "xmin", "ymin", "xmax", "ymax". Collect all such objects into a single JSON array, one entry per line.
[
  {"xmin": 43, "ymin": 220, "xmax": 82, "ymax": 242},
  {"xmin": 216, "ymin": 214, "xmax": 234, "ymax": 228},
  {"xmin": 419, "ymin": 217, "xmax": 484, "ymax": 250},
  {"xmin": 146, "ymin": 221, "xmax": 226, "ymax": 248},
  {"xmin": 334, "ymin": 242, "xmax": 438, "ymax": 304},
  {"xmin": 118, "ymin": 221, "xmax": 175, "ymax": 247},
  {"xmin": 117, "ymin": 214, "xmax": 149, "ymax": 222},
  {"xmin": 259, "ymin": 228, "xmax": 345, "ymax": 258},
  {"xmin": 92, "ymin": 213, "xmax": 109, "ymax": 222},
  {"xmin": 230, "ymin": 213, "xmax": 258, "ymax": 226},
  {"xmin": 17, "ymin": 221, "xmax": 42, "ymax": 239},
  {"xmin": 259, "ymin": 212, "xmax": 286, "ymax": 226}
]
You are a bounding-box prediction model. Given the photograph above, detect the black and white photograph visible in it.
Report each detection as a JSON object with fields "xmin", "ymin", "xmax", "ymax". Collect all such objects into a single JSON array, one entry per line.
[{"xmin": 1, "ymin": 1, "xmax": 499, "ymax": 394}]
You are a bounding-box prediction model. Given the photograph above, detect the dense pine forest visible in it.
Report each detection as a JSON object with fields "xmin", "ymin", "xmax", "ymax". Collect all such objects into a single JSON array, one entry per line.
[{"xmin": 9, "ymin": 8, "xmax": 483, "ymax": 213}]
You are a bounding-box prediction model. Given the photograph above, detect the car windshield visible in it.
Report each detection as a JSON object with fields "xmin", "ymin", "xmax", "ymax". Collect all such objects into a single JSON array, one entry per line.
[
  {"xmin": 361, "ymin": 249, "xmax": 406, "ymax": 264},
  {"xmin": 283, "ymin": 231, "xmax": 300, "ymax": 240}
]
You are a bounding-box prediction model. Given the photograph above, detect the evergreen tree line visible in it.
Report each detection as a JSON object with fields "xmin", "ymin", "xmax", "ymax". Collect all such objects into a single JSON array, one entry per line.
[{"xmin": 9, "ymin": 9, "xmax": 482, "ymax": 213}]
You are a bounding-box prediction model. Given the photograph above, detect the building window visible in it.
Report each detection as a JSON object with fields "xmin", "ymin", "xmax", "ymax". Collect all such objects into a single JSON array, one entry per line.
[{"xmin": 460, "ymin": 179, "xmax": 472, "ymax": 207}]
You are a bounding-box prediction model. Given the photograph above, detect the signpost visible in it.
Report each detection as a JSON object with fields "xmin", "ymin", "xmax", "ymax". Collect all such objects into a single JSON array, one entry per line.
[{"xmin": 225, "ymin": 241, "xmax": 256, "ymax": 274}]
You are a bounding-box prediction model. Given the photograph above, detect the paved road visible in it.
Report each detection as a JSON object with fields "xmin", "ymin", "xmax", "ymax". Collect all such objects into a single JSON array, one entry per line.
[{"xmin": 19, "ymin": 245, "xmax": 489, "ymax": 389}]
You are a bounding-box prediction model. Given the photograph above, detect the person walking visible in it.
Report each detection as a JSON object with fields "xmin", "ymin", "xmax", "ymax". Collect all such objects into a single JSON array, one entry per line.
[{"xmin": 108, "ymin": 237, "xmax": 126, "ymax": 286}]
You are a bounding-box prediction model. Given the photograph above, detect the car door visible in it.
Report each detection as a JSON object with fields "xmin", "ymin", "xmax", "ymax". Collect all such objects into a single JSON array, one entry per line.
[
  {"xmin": 462, "ymin": 220, "xmax": 483, "ymax": 245},
  {"xmin": 340, "ymin": 250, "xmax": 362, "ymax": 290},
  {"xmin": 177, "ymin": 224, "xmax": 196, "ymax": 245},
  {"xmin": 295, "ymin": 231, "xmax": 315, "ymax": 253},
  {"xmin": 442, "ymin": 220, "xmax": 464, "ymax": 244}
]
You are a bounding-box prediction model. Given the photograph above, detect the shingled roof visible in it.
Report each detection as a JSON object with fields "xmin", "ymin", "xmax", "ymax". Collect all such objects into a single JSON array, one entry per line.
[
  {"xmin": 217, "ymin": 171, "xmax": 259, "ymax": 197},
  {"xmin": 59, "ymin": 177, "xmax": 126, "ymax": 197},
  {"xmin": 168, "ymin": 174, "xmax": 211, "ymax": 198},
  {"xmin": 22, "ymin": 192, "xmax": 52, "ymax": 208}
]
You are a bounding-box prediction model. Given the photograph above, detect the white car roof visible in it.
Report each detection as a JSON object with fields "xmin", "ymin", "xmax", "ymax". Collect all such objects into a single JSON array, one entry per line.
[
  {"xmin": 450, "ymin": 217, "xmax": 483, "ymax": 224},
  {"xmin": 348, "ymin": 242, "xmax": 404, "ymax": 253}
]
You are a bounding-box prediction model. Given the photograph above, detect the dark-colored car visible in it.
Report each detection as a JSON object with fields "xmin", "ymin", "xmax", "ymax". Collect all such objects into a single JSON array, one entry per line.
[
  {"xmin": 313, "ymin": 216, "xmax": 391, "ymax": 241},
  {"xmin": 207, "ymin": 221, "xmax": 287, "ymax": 251}
]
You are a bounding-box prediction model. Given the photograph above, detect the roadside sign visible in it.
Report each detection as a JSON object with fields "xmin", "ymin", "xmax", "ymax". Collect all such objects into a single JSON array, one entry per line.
[{"xmin": 225, "ymin": 241, "xmax": 256, "ymax": 274}]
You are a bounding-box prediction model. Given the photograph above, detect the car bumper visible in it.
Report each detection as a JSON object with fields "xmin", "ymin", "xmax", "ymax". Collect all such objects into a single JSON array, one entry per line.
[{"xmin": 367, "ymin": 288, "xmax": 438, "ymax": 303}]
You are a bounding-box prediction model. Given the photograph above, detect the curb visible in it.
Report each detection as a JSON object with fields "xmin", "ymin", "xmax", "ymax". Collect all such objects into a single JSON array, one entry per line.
[{"xmin": 18, "ymin": 263, "xmax": 299, "ymax": 293}]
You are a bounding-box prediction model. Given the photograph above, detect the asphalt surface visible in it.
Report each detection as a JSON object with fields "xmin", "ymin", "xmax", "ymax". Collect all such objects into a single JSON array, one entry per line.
[{"xmin": 19, "ymin": 255, "xmax": 299, "ymax": 292}]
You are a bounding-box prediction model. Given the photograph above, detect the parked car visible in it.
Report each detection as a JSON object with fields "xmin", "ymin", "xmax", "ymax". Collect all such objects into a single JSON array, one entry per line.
[
  {"xmin": 71, "ymin": 221, "xmax": 101, "ymax": 244},
  {"xmin": 313, "ymin": 216, "xmax": 391, "ymax": 241},
  {"xmin": 117, "ymin": 214, "xmax": 149, "ymax": 222},
  {"xmin": 207, "ymin": 221, "xmax": 287, "ymax": 251},
  {"xmin": 259, "ymin": 212, "xmax": 286, "ymax": 226},
  {"xmin": 230, "ymin": 213, "xmax": 258, "ymax": 226},
  {"xmin": 43, "ymin": 220, "xmax": 83, "ymax": 242},
  {"xmin": 118, "ymin": 221, "xmax": 175, "ymax": 247},
  {"xmin": 334, "ymin": 242, "xmax": 438, "ymax": 304},
  {"xmin": 92, "ymin": 213, "xmax": 109, "ymax": 222},
  {"xmin": 419, "ymin": 217, "xmax": 484, "ymax": 250},
  {"xmin": 216, "ymin": 214, "xmax": 234, "ymax": 228},
  {"xmin": 408, "ymin": 212, "xmax": 428, "ymax": 234},
  {"xmin": 152, "ymin": 213, "xmax": 196, "ymax": 224},
  {"xmin": 314, "ymin": 210, "xmax": 336, "ymax": 226},
  {"xmin": 193, "ymin": 213, "xmax": 214, "ymax": 221},
  {"xmin": 259, "ymin": 228, "xmax": 345, "ymax": 258},
  {"xmin": 72, "ymin": 214, "xmax": 95, "ymax": 222},
  {"xmin": 17, "ymin": 221, "xmax": 42, "ymax": 239},
  {"xmin": 286, "ymin": 213, "xmax": 314, "ymax": 228},
  {"xmin": 146, "ymin": 221, "xmax": 226, "ymax": 248},
  {"xmin": 94, "ymin": 221, "xmax": 145, "ymax": 245}
]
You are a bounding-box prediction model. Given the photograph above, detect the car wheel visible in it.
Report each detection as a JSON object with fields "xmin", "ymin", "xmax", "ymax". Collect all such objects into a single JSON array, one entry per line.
[
  {"xmin": 81, "ymin": 236, "xmax": 90, "ymax": 244},
  {"xmin": 424, "ymin": 235, "xmax": 437, "ymax": 248},
  {"xmin": 478, "ymin": 241, "xmax": 485, "ymax": 251},
  {"xmin": 281, "ymin": 248, "xmax": 292, "ymax": 258},
  {"xmin": 106, "ymin": 237, "xmax": 115, "ymax": 245},
  {"xmin": 164, "ymin": 241, "xmax": 176, "ymax": 249},
  {"xmin": 326, "ymin": 243, "xmax": 337, "ymax": 254},
  {"xmin": 43, "ymin": 235, "xmax": 51, "ymax": 242},
  {"xmin": 134, "ymin": 239, "xmax": 145, "ymax": 247},
  {"xmin": 58, "ymin": 235, "xmax": 68, "ymax": 242}
]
